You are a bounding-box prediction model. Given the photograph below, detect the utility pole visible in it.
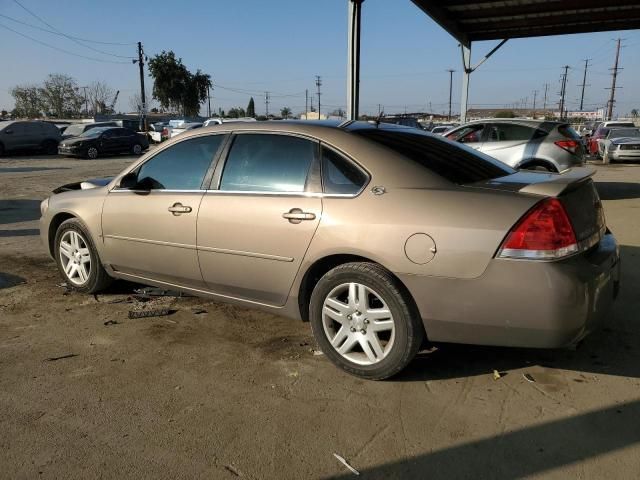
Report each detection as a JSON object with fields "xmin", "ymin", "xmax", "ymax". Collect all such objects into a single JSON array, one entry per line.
[
  {"xmin": 136, "ymin": 41, "xmax": 147, "ymax": 131},
  {"xmin": 80, "ymin": 86, "xmax": 88, "ymax": 117},
  {"xmin": 558, "ymin": 66, "xmax": 570, "ymax": 120},
  {"xmin": 315, "ymin": 75, "xmax": 322, "ymax": 119},
  {"xmin": 378, "ymin": 103, "xmax": 382, "ymax": 117},
  {"xmin": 305, "ymin": 89, "xmax": 308, "ymax": 119},
  {"xmin": 207, "ymin": 85, "xmax": 211, "ymax": 117},
  {"xmin": 532, "ymin": 90, "xmax": 538, "ymax": 118},
  {"xmin": 264, "ymin": 91, "xmax": 270, "ymax": 117},
  {"xmin": 447, "ymin": 69, "xmax": 455, "ymax": 121},
  {"xmin": 578, "ymin": 59, "xmax": 591, "ymax": 111},
  {"xmin": 542, "ymin": 83, "xmax": 549, "ymax": 112},
  {"xmin": 606, "ymin": 38, "xmax": 623, "ymax": 121}
]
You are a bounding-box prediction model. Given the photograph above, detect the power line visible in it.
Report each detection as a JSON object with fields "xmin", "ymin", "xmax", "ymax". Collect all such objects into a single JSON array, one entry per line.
[
  {"xmin": 12, "ymin": 0, "xmax": 135, "ymax": 59},
  {"xmin": 0, "ymin": 12, "xmax": 135, "ymax": 46},
  {"xmin": 0, "ymin": 22, "xmax": 130, "ymax": 64}
]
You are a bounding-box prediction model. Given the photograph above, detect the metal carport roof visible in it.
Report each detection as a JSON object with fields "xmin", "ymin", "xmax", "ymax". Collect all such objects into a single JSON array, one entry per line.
[{"xmin": 345, "ymin": 0, "xmax": 640, "ymax": 121}]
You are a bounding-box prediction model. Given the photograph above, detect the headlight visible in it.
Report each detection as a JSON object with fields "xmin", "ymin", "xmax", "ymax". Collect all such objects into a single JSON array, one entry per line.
[{"xmin": 40, "ymin": 197, "xmax": 49, "ymax": 216}]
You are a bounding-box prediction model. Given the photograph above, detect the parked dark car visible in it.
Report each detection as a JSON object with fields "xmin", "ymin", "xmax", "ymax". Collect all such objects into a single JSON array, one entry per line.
[
  {"xmin": 58, "ymin": 127, "xmax": 149, "ymax": 159},
  {"xmin": 0, "ymin": 120, "xmax": 61, "ymax": 155},
  {"xmin": 381, "ymin": 117, "xmax": 424, "ymax": 129},
  {"xmin": 61, "ymin": 121, "xmax": 119, "ymax": 140}
]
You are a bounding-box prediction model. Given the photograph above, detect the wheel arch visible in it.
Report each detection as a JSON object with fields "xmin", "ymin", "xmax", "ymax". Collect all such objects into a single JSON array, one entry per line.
[
  {"xmin": 518, "ymin": 158, "xmax": 558, "ymax": 172},
  {"xmin": 296, "ymin": 254, "xmax": 419, "ymax": 326},
  {"xmin": 48, "ymin": 212, "xmax": 77, "ymax": 256}
]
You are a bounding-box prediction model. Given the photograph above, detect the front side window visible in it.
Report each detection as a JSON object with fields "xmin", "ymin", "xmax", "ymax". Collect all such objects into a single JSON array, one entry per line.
[
  {"xmin": 220, "ymin": 134, "xmax": 316, "ymax": 192},
  {"xmin": 487, "ymin": 124, "xmax": 543, "ymax": 142},
  {"xmin": 447, "ymin": 124, "xmax": 484, "ymax": 144},
  {"xmin": 135, "ymin": 135, "xmax": 223, "ymax": 190},
  {"xmin": 321, "ymin": 147, "xmax": 368, "ymax": 195}
]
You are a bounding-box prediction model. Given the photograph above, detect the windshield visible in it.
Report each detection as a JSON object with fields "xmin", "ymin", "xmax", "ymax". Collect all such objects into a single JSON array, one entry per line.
[
  {"xmin": 64, "ymin": 124, "xmax": 86, "ymax": 136},
  {"xmin": 354, "ymin": 128, "xmax": 514, "ymax": 184},
  {"xmin": 80, "ymin": 127, "xmax": 109, "ymax": 138}
]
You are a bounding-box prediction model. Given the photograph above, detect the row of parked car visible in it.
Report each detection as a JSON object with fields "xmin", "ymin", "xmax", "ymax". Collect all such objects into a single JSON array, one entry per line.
[
  {"xmin": 581, "ymin": 120, "xmax": 640, "ymax": 163},
  {"xmin": 0, "ymin": 119, "xmax": 149, "ymax": 159}
]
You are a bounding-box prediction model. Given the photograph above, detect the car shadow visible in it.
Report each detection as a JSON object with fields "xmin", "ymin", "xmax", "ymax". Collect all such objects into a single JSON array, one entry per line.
[
  {"xmin": 595, "ymin": 181, "xmax": 640, "ymax": 200},
  {"xmin": 0, "ymin": 271, "xmax": 26, "ymax": 289},
  {"xmin": 396, "ymin": 244, "xmax": 640, "ymax": 382},
  {"xmin": 326, "ymin": 399, "xmax": 640, "ymax": 479},
  {"xmin": 0, "ymin": 199, "xmax": 41, "ymax": 224},
  {"xmin": 0, "ymin": 228, "xmax": 39, "ymax": 237}
]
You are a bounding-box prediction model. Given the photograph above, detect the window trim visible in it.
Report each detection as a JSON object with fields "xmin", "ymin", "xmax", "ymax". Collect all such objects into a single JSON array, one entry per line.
[
  {"xmin": 209, "ymin": 131, "xmax": 321, "ymax": 195},
  {"xmin": 110, "ymin": 132, "xmax": 229, "ymax": 193}
]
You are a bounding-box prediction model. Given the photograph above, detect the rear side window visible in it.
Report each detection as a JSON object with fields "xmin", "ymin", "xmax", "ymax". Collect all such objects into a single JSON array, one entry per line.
[
  {"xmin": 321, "ymin": 147, "xmax": 368, "ymax": 195},
  {"xmin": 135, "ymin": 135, "xmax": 223, "ymax": 190},
  {"xmin": 487, "ymin": 124, "xmax": 545, "ymax": 142},
  {"xmin": 558, "ymin": 125, "xmax": 581, "ymax": 140},
  {"xmin": 355, "ymin": 129, "xmax": 514, "ymax": 184},
  {"xmin": 446, "ymin": 124, "xmax": 484, "ymax": 143},
  {"xmin": 220, "ymin": 134, "xmax": 316, "ymax": 192}
]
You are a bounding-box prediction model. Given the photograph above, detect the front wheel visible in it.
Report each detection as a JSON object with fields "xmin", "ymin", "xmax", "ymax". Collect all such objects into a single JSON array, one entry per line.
[
  {"xmin": 54, "ymin": 219, "xmax": 112, "ymax": 293},
  {"xmin": 309, "ymin": 262, "xmax": 424, "ymax": 380},
  {"xmin": 86, "ymin": 146, "xmax": 99, "ymax": 159},
  {"xmin": 131, "ymin": 143, "xmax": 142, "ymax": 155}
]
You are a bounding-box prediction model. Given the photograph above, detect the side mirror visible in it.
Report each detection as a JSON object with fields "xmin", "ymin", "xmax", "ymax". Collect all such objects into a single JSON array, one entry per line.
[
  {"xmin": 119, "ymin": 171, "xmax": 139, "ymax": 189},
  {"xmin": 4, "ymin": 129, "xmax": 13, "ymax": 134}
]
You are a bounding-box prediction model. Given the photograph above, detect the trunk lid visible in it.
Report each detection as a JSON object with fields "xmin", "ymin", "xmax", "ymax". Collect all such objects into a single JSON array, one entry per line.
[{"xmin": 468, "ymin": 167, "xmax": 605, "ymax": 244}]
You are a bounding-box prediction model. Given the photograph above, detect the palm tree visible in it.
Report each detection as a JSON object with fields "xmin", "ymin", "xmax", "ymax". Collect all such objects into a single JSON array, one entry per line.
[{"xmin": 280, "ymin": 107, "xmax": 292, "ymax": 119}]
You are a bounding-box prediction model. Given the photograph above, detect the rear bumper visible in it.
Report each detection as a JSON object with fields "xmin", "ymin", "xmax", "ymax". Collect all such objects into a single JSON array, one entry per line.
[{"xmin": 398, "ymin": 233, "xmax": 620, "ymax": 348}]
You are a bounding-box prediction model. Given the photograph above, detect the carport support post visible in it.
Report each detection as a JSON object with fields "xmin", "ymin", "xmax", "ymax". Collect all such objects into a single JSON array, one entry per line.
[
  {"xmin": 460, "ymin": 43, "xmax": 471, "ymax": 124},
  {"xmin": 347, "ymin": 0, "xmax": 363, "ymax": 121}
]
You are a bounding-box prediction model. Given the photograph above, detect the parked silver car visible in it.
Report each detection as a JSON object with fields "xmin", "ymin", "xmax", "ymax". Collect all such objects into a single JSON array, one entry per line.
[
  {"xmin": 445, "ymin": 119, "xmax": 585, "ymax": 172},
  {"xmin": 0, "ymin": 120, "xmax": 61, "ymax": 155},
  {"xmin": 600, "ymin": 128, "xmax": 640, "ymax": 163}
]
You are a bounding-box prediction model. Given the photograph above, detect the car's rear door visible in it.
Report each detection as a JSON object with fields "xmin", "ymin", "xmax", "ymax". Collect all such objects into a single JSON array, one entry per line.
[
  {"xmin": 481, "ymin": 123, "xmax": 542, "ymax": 167},
  {"xmin": 196, "ymin": 132, "xmax": 322, "ymax": 306},
  {"xmin": 101, "ymin": 133, "xmax": 226, "ymax": 287}
]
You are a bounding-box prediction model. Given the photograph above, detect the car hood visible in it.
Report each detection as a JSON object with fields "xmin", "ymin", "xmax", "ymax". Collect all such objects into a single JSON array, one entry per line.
[
  {"xmin": 52, "ymin": 177, "xmax": 113, "ymax": 193},
  {"xmin": 611, "ymin": 137, "xmax": 640, "ymax": 145}
]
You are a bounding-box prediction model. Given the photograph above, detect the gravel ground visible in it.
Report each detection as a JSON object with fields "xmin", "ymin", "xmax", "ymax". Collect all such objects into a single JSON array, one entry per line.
[{"xmin": 1, "ymin": 152, "xmax": 640, "ymax": 479}]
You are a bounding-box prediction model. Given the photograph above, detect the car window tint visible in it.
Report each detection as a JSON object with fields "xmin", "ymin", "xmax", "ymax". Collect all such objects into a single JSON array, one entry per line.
[
  {"xmin": 321, "ymin": 147, "xmax": 367, "ymax": 194},
  {"xmin": 220, "ymin": 134, "xmax": 315, "ymax": 192},
  {"xmin": 136, "ymin": 135, "xmax": 222, "ymax": 190},
  {"xmin": 487, "ymin": 124, "xmax": 540, "ymax": 142},
  {"xmin": 355, "ymin": 128, "xmax": 514, "ymax": 184}
]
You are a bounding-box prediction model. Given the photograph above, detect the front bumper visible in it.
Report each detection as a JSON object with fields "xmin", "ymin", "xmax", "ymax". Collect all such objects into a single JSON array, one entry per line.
[
  {"xmin": 610, "ymin": 149, "xmax": 640, "ymax": 161},
  {"xmin": 58, "ymin": 145, "xmax": 83, "ymax": 156},
  {"xmin": 398, "ymin": 233, "xmax": 620, "ymax": 348}
]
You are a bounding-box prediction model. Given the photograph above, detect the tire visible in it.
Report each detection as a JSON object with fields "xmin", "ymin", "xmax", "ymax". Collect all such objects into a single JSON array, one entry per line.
[
  {"xmin": 0, "ymin": 142, "xmax": 4, "ymax": 156},
  {"xmin": 86, "ymin": 146, "xmax": 99, "ymax": 159},
  {"xmin": 131, "ymin": 143, "xmax": 142, "ymax": 155},
  {"xmin": 520, "ymin": 161, "xmax": 555, "ymax": 172},
  {"xmin": 54, "ymin": 218, "xmax": 112, "ymax": 294},
  {"xmin": 42, "ymin": 140, "xmax": 58, "ymax": 155},
  {"xmin": 309, "ymin": 262, "xmax": 424, "ymax": 380}
]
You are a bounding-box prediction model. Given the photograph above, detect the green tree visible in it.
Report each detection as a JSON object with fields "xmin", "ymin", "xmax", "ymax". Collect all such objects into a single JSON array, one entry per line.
[
  {"xmin": 246, "ymin": 97, "xmax": 256, "ymax": 118},
  {"xmin": 10, "ymin": 84, "xmax": 42, "ymax": 118},
  {"xmin": 631, "ymin": 109, "xmax": 638, "ymax": 118},
  {"xmin": 494, "ymin": 110, "xmax": 516, "ymax": 118},
  {"xmin": 148, "ymin": 51, "xmax": 211, "ymax": 116},
  {"xmin": 280, "ymin": 107, "xmax": 292, "ymax": 119},
  {"xmin": 40, "ymin": 74, "xmax": 83, "ymax": 117},
  {"xmin": 227, "ymin": 107, "xmax": 246, "ymax": 118},
  {"xmin": 0, "ymin": 109, "xmax": 7, "ymax": 117}
]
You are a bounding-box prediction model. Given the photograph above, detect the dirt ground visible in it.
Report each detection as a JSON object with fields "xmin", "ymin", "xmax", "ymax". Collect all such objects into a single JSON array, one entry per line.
[{"xmin": 1, "ymin": 152, "xmax": 640, "ymax": 480}]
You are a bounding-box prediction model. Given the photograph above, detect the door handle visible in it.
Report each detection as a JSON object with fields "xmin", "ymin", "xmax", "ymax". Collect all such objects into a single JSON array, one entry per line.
[
  {"xmin": 168, "ymin": 203, "xmax": 192, "ymax": 215},
  {"xmin": 283, "ymin": 208, "xmax": 316, "ymax": 224}
]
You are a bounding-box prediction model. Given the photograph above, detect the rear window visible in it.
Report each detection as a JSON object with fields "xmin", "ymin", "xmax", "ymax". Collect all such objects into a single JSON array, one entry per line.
[
  {"xmin": 355, "ymin": 129, "xmax": 514, "ymax": 184},
  {"xmin": 558, "ymin": 125, "xmax": 581, "ymax": 140}
]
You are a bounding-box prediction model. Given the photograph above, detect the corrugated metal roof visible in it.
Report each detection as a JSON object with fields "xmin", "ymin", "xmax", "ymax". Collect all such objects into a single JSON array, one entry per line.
[{"xmin": 412, "ymin": 0, "xmax": 640, "ymax": 45}]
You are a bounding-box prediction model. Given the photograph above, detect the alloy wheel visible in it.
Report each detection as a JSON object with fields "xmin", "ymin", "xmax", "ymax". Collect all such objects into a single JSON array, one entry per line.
[
  {"xmin": 322, "ymin": 282, "xmax": 395, "ymax": 365},
  {"xmin": 133, "ymin": 144, "xmax": 142, "ymax": 155},
  {"xmin": 59, "ymin": 230, "xmax": 91, "ymax": 286},
  {"xmin": 87, "ymin": 147, "xmax": 98, "ymax": 159}
]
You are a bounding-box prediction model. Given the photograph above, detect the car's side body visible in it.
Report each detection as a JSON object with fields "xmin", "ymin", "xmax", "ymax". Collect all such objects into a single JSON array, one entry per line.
[
  {"xmin": 61, "ymin": 121, "xmax": 119, "ymax": 140},
  {"xmin": 445, "ymin": 119, "xmax": 585, "ymax": 172},
  {"xmin": 0, "ymin": 120, "xmax": 61, "ymax": 154},
  {"xmin": 41, "ymin": 122, "xmax": 619, "ymax": 353},
  {"xmin": 58, "ymin": 127, "xmax": 149, "ymax": 158}
]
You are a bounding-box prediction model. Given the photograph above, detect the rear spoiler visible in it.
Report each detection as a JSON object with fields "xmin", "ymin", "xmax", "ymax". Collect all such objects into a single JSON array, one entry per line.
[{"xmin": 519, "ymin": 167, "xmax": 595, "ymax": 197}]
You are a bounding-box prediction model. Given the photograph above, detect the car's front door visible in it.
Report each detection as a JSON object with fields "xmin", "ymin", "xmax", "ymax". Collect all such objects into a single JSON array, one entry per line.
[
  {"xmin": 197, "ymin": 132, "xmax": 322, "ymax": 306},
  {"xmin": 2, "ymin": 122, "xmax": 26, "ymax": 150},
  {"xmin": 101, "ymin": 134, "xmax": 226, "ymax": 287}
]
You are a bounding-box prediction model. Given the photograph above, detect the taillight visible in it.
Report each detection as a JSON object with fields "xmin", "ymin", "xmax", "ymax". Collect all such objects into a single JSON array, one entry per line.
[
  {"xmin": 555, "ymin": 139, "xmax": 580, "ymax": 154},
  {"xmin": 498, "ymin": 198, "xmax": 578, "ymax": 260}
]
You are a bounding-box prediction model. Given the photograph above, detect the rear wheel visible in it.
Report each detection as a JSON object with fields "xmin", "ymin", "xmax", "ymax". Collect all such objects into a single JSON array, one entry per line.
[
  {"xmin": 86, "ymin": 146, "xmax": 99, "ymax": 159},
  {"xmin": 309, "ymin": 262, "xmax": 424, "ymax": 380},
  {"xmin": 131, "ymin": 143, "xmax": 142, "ymax": 155},
  {"xmin": 54, "ymin": 219, "xmax": 112, "ymax": 293},
  {"xmin": 521, "ymin": 161, "xmax": 556, "ymax": 172}
]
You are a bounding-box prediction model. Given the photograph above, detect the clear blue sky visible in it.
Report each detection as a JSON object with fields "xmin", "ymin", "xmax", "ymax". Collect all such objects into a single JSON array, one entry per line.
[{"xmin": 1, "ymin": 0, "xmax": 639, "ymax": 117}]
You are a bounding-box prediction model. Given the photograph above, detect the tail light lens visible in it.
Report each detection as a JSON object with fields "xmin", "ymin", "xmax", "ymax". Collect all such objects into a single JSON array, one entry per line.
[
  {"xmin": 555, "ymin": 139, "xmax": 580, "ymax": 154},
  {"xmin": 161, "ymin": 128, "xmax": 168, "ymax": 136},
  {"xmin": 498, "ymin": 198, "xmax": 578, "ymax": 260}
]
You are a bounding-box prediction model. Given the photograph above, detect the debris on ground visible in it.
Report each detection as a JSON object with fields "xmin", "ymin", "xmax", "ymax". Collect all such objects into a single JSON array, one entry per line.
[
  {"xmin": 523, "ymin": 373, "xmax": 536, "ymax": 383},
  {"xmin": 493, "ymin": 369, "xmax": 502, "ymax": 380},
  {"xmin": 333, "ymin": 453, "xmax": 359, "ymax": 476},
  {"xmin": 190, "ymin": 307, "xmax": 208, "ymax": 315},
  {"xmin": 44, "ymin": 353, "xmax": 78, "ymax": 362},
  {"xmin": 134, "ymin": 287, "xmax": 189, "ymax": 297},
  {"xmin": 310, "ymin": 348, "xmax": 324, "ymax": 356},
  {"xmin": 57, "ymin": 282, "xmax": 71, "ymax": 295},
  {"xmin": 128, "ymin": 295, "xmax": 175, "ymax": 319},
  {"xmin": 104, "ymin": 320, "xmax": 119, "ymax": 326},
  {"xmin": 128, "ymin": 308, "xmax": 171, "ymax": 319},
  {"xmin": 224, "ymin": 464, "xmax": 243, "ymax": 477}
]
